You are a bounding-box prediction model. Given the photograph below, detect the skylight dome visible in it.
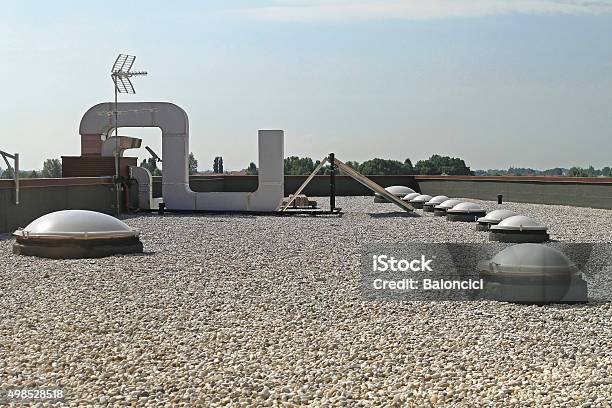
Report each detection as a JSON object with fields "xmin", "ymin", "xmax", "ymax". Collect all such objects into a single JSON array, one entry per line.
[
  {"xmin": 13, "ymin": 210, "xmax": 143, "ymax": 259},
  {"xmin": 374, "ymin": 186, "xmax": 416, "ymax": 202},
  {"xmin": 409, "ymin": 194, "xmax": 433, "ymax": 209},
  {"xmin": 478, "ymin": 244, "xmax": 587, "ymax": 303},
  {"xmin": 401, "ymin": 192, "xmax": 421, "ymax": 202},
  {"xmin": 433, "ymin": 199, "xmax": 464, "ymax": 216},
  {"xmin": 489, "ymin": 215, "xmax": 549, "ymax": 243},
  {"xmin": 476, "ymin": 209, "xmax": 516, "ymax": 231},
  {"xmin": 423, "ymin": 195, "xmax": 449, "ymax": 213},
  {"xmin": 446, "ymin": 202, "xmax": 486, "ymax": 222}
]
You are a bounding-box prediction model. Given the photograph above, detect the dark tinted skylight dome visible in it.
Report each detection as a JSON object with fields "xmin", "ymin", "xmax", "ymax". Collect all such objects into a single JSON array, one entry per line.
[
  {"xmin": 478, "ymin": 244, "xmax": 587, "ymax": 303},
  {"xmin": 13, "ymin": 210, "xmax": 143, "ymax": 259}
]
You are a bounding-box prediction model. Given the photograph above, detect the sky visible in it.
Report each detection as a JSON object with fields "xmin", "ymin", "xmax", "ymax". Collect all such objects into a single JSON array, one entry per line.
[{"xmin": 1, "ymin": 0, "xmax": 611, "ymax": 172}]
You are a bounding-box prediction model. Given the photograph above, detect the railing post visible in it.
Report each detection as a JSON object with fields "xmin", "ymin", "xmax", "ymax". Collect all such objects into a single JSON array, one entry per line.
[
  {"xmin": 329, "ymin": 153, "xmax": 336, "ymax": 213},
  {"xmin": 14, "ymin": 153, "xmax": 19, "ymax": 205}
]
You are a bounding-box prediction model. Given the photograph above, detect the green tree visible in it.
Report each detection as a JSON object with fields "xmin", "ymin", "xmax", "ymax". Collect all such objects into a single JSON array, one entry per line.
[
  {"xmin": 586, "ymin": 165, "xmax": 598, "ymax": 177},
  {"xmin": 602, "ymin": 166, "xmax": 611, "ymax": 177},
  {"xmin": 30, "ymin": 170, "xmax": 39, "ymax": 178},
  {"xmin": 543, "ymin": 167, "xmax": 564, "ymax": 176},
  {"xmin": 568, "ymin": 167, "xmax": 588, "ymax": 177},
  {"xmin": 41, "ymin": 158, "xmax": 62, "ymax": 178},
  {"xmin": 344, "ymin": 161, "xmax": 360, "ymax": 170},
  {"xmin": 140, "ymin": 158, "xmax": 157, "ymax": 173},
  {"xmin": 213, "ymin": 156, "xmax": 224, "ymax": 173},
  {"xmin": 403, "ymin": 158, "xmax": 414, "ymax": 174},
  {"xmin": 359, "ymin": 158, "xmax": 413, "ymax": 175},
  {"xmin": 246, "ymin": 162, "xmax": 258, "ymax": 175},
  {"xmin": 188, "ymin": 152, "xmax": 198, "ymax": 175},
  {"xmin": 284, "ymin": 156, "xmax": 316, "ymax": 175},
  {"xmin": 2, "ymin": 166, "xmax": 14, "ymax": 179},
  {"xmin": 414, "ymin": 155, "xmax": 472, "ymax": 176}
]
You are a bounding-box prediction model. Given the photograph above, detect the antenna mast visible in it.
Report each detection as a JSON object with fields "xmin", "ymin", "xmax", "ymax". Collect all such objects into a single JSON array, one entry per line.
[{"xmin": 110, "ymin": 54, "xmax": 147, "ymax": 217}]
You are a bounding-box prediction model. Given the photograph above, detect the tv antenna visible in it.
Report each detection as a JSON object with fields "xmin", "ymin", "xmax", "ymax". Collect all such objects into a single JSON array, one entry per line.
[{"xmin": 110, "ymin": 54, "xmax": 147, "ymax": 216}]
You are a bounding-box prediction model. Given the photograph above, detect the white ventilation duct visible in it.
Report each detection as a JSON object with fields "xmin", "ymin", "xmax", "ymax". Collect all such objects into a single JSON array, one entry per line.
[
  {"xmin": 446, "ymin": 202, "xmax": 487, "ymax": 222},
  {"xmin": 80, "ymin": 102, "xmax": 284, "ymax": 212},
  {"xmin": 129, "ymin": 166, "xmax": 164, "ymax": 210},
  {"xmin": 476, "ymin": 209, "xmax": 516, "ymax": 231},
  {"xmin": 478, "ymin": 244, "xmax": 587, "ymax": 303},
  {"xmin": 374, "ymin": 186, "xmax": 416, "ymax": 203},
  {"xmin": 101, "ymin": 136, "xmax": 142, "ymax": 157},
  {"xmin": 433, "ymin": 199, "xmax": 464, "ymax": 216},
  {"xmin": 409, "ymin": 194, "xmax": 433, "ymax": 209},
  {"xmin": 489, "ymin": 215, "xmax": 550, "ymax": 243},
  {"xmin": 423, "ymin": 195, "xmax": 449, "ymax": 213},
  {"xmin": 13, "ymin": 210, "xmax": 143, "ymax": 259}
]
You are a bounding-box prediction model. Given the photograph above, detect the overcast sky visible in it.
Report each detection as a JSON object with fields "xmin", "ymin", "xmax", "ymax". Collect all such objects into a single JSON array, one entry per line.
[{"xmin": 1, "ymin": 0, "xmax": 611, "ymax": 171}]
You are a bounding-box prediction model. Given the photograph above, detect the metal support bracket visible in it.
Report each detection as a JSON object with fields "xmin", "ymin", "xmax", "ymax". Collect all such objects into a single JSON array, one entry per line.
[{"xmin": 0, "ymin": 150, "xmax": 19, "ymax": 205}]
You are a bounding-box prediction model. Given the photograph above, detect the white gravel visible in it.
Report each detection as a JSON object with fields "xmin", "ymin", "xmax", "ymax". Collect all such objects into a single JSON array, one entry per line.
[{"xmin": 1, "ymin": 196, "xmax": 611, "ymax": 407}]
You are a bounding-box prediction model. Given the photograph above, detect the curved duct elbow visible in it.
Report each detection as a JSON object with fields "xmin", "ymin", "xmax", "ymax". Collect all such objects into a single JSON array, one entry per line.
[
  {"xmin": 102, "ymin": 136, "xmax": 142, "ymax": 157},
  {"xmin": 130, "ymin": 166, "xmax": 154, "ymax": 210}
]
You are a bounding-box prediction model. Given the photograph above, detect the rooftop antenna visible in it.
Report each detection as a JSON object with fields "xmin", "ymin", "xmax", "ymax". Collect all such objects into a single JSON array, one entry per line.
[{"xmin": 110, "ymin": 53, "xmax": 147, "ymax": 216}]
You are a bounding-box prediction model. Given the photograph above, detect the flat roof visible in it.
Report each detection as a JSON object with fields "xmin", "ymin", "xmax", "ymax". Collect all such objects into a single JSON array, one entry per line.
[{"xmin": 1, "ymin": 196, "xmax": 611, "ymax": 405}]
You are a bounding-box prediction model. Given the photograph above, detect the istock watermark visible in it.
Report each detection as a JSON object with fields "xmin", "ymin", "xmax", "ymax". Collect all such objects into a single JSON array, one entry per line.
[
  {"xmin": 372, "ymin": 254, "xmax": 434, "ymax": 272},
  {"xmin": 360, "ymin": 243, "xmax": 612, "ymax": 302}
]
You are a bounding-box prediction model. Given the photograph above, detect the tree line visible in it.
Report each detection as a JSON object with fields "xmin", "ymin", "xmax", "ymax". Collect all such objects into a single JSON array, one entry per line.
[
  {"xmin": 0, "ymin": 159, "xmax": 62, "ymax": 179},
  {"xmin": 279, "ymin": 155, "xmax": 473, "ymax": 176},
  {"xmin": 5, "ymin": 155, "xmax": 610, "ymax": 179},
  {"xmin": 475, "ymin": 166, "xmax": 612, "ymax": 177}
]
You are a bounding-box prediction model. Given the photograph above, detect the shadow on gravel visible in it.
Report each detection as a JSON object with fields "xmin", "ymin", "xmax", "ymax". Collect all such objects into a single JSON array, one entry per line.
[
  {"xmin": 120, "ymin": 251, "xmax": 156, "ymax": 257},
  {"xmin": 0, "ymin": 234, "xmax": 14, "ymax": 242},
  {"xmin": 368, "ymin": 212, "xmax": 420, "ymax": 218},
  {"xmin": 121, "ymin": 213, "xmax": 257, "ymax": 220}
]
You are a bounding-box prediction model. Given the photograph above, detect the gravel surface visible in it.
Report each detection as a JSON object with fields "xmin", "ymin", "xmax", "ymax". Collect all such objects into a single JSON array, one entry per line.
[{"xmin": 1, "ymin": 196, "xmax": 611, "ymax": 407}]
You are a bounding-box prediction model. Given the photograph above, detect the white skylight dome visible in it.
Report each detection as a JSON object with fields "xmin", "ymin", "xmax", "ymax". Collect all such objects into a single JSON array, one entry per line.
[
  {"xmin": 433, "ymin": 199, "xmax": 464, "ymax": 216},
  {"xmin": 423, "ymin": 195, "xmax": 449, "ymax": 212},
  {"xmin": 409, "ymin": 194, "xmax": 433, "ymax": 209},
  {"xmin": 446, "ymin": 202, "xmax": 487, "ymax": 222},
  {"xmin": 374, "ymin": 186, "xmax": 416, "ymax": 203},
  {"xmin": 489, "ymin": 215, "xmax": 549, "ymax": 243},
  {"xmin": 476, "ymin": 209, "xmax": 516, "ymax": 231},
  {"xmin": 13, "ymin": 210, "xmax": 143, "ymax": 259},
  {"xmin": 401, "ymin": 192, "xmax": 421, "ymax": 202}
]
